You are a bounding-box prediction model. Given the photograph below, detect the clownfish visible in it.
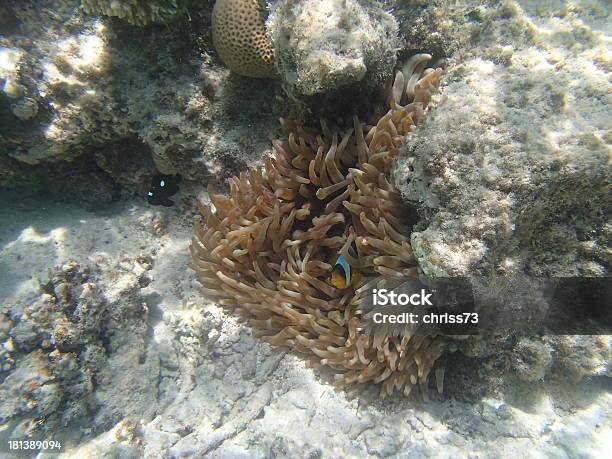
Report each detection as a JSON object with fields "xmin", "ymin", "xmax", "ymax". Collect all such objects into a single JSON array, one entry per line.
[{"xmin": 330, "ymin": 254, "xmax": 361, "ymax": 289}]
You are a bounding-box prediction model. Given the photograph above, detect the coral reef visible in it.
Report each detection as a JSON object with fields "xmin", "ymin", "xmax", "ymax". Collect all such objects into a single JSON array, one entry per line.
[
  {"xmin": 0, "ymin": 257, "xmax": 152, "ymax": 441},
  {"xmin": 212, "ymin": 0, "xmax": 276, "ymax": 77},
  {"xmin": 392, "ymin": 0, "xmax": 611, "ymax": 278},
  {"xmin": 191, "ymin": 58, "xmax": 443, "ymax": 398},
  {"xmin": 82, "ymin": 0, "xmax": 188, "ymax": 26},
  {"xmin": 268, "ymin": 0, "xmax": 398, "ymax": 113},
  {"xmin": 510, "ymin": 335, "xmax": 610, "ymax": 384},
  {"xmin": 0, "ymin": 45, "xmax": 38, "ymax": 121},
  {"xmin": 552, "ymin": 335, "xmax": 610, "ymax": 381},
  {"xmin": 0, "ymin": 43, "xmax": 39, "ymax": 151},
  {"xmin": 511, "ymin": 337, "xmax": 553, "ymax": 382},
  {"xmin": 450, "ymin": 333, "xmax": 611, "ymax": 403},
  {"xmin": 0, "ymin": 0, "xmax": 280, "ymax": 203}
]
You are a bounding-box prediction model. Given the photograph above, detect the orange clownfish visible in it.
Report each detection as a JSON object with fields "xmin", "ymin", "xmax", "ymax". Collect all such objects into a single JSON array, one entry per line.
[{"xmin": 330, "ymin": 255, "xmax": 361, "ymax": 289}]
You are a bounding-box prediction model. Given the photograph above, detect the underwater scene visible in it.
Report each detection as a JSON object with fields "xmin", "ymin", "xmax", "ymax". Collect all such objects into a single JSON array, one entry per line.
[{"xmin": 0, "ymin": 0, "xmax": 610, "ymax": 457}]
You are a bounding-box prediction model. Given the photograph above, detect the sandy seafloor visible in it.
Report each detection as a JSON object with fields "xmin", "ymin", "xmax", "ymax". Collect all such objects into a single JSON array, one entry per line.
[{"xmin": 0, "ymin": 189, "xmax": 610, "ymax": 458}]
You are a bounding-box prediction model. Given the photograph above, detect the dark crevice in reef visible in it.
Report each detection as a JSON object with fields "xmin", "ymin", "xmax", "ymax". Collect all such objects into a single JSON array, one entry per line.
[
  {"xmin": 107, "ymin": 5, "xmax": 208, "ymax": 77},
  {"xmin": 1, "ymin": 132, "xmax": 165, "ymax": 210},
  {"xmin": 0, "ymin": 3, "xmax": 20, "ymax": 35},
  {"xmin": 0, "ymin": 152, "xmax": 122, "ymax": 210},
  {"xmin": 295, "ymin": 85, "xmax": 390, "ymax": 126},
  {"xmin": 92, "ymin": 136, "xmax": 157, "ymax": 194},
  {"xmin": 443, "ymin": 351, "xmax": 491, "ymax": 403}
]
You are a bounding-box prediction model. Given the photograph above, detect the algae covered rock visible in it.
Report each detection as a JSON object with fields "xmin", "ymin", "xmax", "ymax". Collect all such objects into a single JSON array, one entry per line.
[
  {"xmin": 392, "ymin": 1, "xmax": 611, "ymax": 278},
  {"xmin": 511, "ymin": 337, "xmax": 553, "ymax": 382},
  {"xmin": 0, "ymin": 257, "xmax": 154, "ymax": 441},
  {"xmin": 388, "ymin": 1, "xmax": 611, "ymax": 394},
  {"xmin": 0, "ymin": 46, "xmax": 25, "ymax": 100},
  {"xmin": 268, "ymin": 0, "xmax": 398, "ymax": 110},
  {"xmin": 0, "ymin": 262, "xmax": 107, "ymax": 437},
  {"xmin": 552, "ymin": 335, "xmax": 611, "ymax": 381}
]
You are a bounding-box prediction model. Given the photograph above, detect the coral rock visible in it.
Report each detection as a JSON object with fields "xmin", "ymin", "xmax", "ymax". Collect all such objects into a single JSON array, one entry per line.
[
  {"xmin": 393, "ymin": 56, "xmax": 611, "ymax": 278},
  {"xmin": 268, "ymin": 0, "xmax": 398, "ymax": 99},
  {"xmin": 82, "ymin": 0, "xmax": 187, "ymax": 26}
]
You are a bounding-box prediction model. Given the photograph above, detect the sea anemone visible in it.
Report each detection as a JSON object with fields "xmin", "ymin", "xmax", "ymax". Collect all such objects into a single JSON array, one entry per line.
[{"xmin": 190, "ymin": 55, "xmax": 444, "ymax": 398}]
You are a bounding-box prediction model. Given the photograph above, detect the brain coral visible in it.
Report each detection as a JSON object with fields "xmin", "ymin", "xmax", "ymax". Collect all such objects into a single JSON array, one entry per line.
[
  {"xmin": 212, "ymin": 0, "xmax": 276, "ymax": 77},
  {"xmin": 191, "ymin": 56, "xmax": 443, "ymax": 398}
]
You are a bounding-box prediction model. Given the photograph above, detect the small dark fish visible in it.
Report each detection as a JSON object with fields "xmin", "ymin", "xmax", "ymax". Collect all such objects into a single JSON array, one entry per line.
[{"xmin": 147, "ymin": 174, "xmax": 180, "ymax": 207}]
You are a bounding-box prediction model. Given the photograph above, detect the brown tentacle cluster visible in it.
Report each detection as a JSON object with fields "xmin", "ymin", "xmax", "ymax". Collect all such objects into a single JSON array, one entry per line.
[{"xmin": 191, "ymin": 56, "xmax": 444, "ymax": 398}]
